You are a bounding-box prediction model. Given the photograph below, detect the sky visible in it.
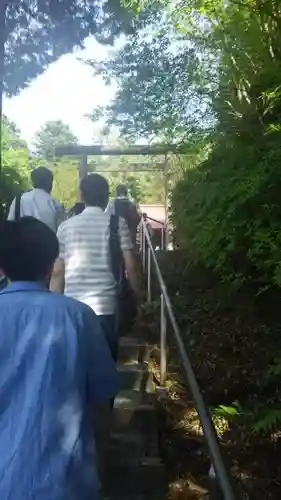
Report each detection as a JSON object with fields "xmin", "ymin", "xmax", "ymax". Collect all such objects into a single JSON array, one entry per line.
[{"xmin": 3, "ymin": 38, "xmax": 117, "ymax": 148}]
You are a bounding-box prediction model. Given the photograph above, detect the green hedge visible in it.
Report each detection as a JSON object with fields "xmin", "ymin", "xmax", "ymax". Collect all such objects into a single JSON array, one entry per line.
[
  {"xmin": 0, "ymin": 150, "xmax": 30, "ymax": 222},
  {"xmin": 171, "ymin": 133, "xmax": 281, "ymax": 285}
]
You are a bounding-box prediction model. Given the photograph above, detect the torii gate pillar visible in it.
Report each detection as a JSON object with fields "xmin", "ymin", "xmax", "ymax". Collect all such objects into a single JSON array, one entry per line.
[{"xmin": 79, "ymin": 154, "xmax": 88, "ymax": 180}]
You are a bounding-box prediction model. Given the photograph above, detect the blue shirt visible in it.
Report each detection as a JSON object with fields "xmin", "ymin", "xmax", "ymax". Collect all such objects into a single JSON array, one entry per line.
[{"xmin": 0, "ymin": 282, "xmax": 119, "ymax": 500}]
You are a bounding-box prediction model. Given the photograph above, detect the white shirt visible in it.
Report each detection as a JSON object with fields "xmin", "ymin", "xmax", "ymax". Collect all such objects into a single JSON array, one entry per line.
[
  {"xmin": 7, "ymin": 189, "xmax": 64, "ymax": 232},
  {"xmin": 57, "ymin": 207, "xmax": 133, "ymax": 315}
]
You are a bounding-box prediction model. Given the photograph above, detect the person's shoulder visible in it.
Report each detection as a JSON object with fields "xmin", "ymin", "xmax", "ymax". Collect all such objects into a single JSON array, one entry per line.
[
  {"xmin": 57, "ymin": 214, "xmax": 77, "ymax": 232},
  {"xmin": 21, "ymin": 190, "xmax": 32, "ymax": 200},
  {"xmin": 48, "ymin": 292, "xmax": 95, "ymax": 317},
  {"xmin": 52, "ymin": 198, "xmax": 64, "ymax": 210},
  {"xmin": 47, "ymin": 195, "xmax": 64, "ymax": 214}
]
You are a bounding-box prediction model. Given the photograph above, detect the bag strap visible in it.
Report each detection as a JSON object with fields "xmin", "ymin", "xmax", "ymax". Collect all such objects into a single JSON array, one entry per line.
[
  {"xmin": 14, "ymin": 192, "xmax": 22, "ymax": 221},
  {"xmin": 109, "ymin": 214, "xmax": 124, "ymax": 285}
]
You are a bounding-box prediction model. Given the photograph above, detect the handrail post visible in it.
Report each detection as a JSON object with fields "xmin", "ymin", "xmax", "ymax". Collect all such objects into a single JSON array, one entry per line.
[
  {"xmin": 139, "ymin": 223, "xmax": 143, "ymax": 252},
  {"xmin": 160, "ymin": 292, "xmax": 167, "ymax": 385},
  {"xmin": 147, "ymin": 247, "xmax": 151, "ymax": 302},
  {"xmin": 142, "ymin": 223, "xmax": 146, "ymax": 270},
  {"xmin": 209, "ymin": 464, "xmax": 224, "ymax": 499}
]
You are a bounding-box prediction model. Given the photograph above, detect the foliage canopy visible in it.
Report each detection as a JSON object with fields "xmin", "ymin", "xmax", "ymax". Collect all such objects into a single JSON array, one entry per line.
[
  {"xmin": 3, "ymin": 0, "xmax": 134, "ymax": 95},
  {"xmin": 89, "ymin": 9, "xmax": 215, "ymax": 142},
  {"xmin": 34, "ymin": 120, "xmax": 78, "ymax": 159},
  {"xmin": 103, "ymin": 0, "xmax": 281, "ymax": 286},
  {"xmin": 170, "ymin": 0, "xmax": 281, "ymax": 286},
  {"xmin": 0, "ymin": 116, "xmax": 31, "ymax": 220}
]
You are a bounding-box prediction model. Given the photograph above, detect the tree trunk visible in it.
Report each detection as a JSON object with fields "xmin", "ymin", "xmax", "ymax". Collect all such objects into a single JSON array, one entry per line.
[{"xmin": 0, "ymin": 1, "xmax": 6, "ymax": 173}]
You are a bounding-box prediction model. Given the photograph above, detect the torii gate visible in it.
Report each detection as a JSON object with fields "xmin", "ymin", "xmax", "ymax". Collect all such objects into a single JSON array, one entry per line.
[{"xmin": 55, "ymin": 143, "xmax": 185, "ymax": 247}]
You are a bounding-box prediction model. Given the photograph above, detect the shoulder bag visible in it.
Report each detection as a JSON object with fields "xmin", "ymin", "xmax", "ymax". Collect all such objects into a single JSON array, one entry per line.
[
  {"xmin": 109, "ymin": 214, "xmax": 137, "ymax": 336},
  {"xmin": 14, "ymin": 192, "xmax": 22, "ymax": 222}
]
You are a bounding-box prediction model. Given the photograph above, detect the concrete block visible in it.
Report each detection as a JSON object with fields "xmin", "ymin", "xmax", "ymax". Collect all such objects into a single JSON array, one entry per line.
[
  {"xmin": 113, "ymin": 390, "xmax": 143, "ymax": 429},
  {"xmin": 118, "ymin": 364, "xmax": 147, "ymax": 391}
]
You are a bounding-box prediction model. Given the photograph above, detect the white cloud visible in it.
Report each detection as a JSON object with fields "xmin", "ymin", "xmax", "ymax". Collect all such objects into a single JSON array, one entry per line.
[{"xmin": 3, "ymin": 37, "xmax": 117, "ymax": 147}]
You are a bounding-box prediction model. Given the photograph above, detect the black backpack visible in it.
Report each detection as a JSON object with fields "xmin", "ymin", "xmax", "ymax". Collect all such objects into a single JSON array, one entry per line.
[
  {"xmin": 109, "ymin": 214, "xmax": 137, "ymax": 336},
  {"xmin": 114, "ymin": 198, "xmax": 140, "ymax": 234}
]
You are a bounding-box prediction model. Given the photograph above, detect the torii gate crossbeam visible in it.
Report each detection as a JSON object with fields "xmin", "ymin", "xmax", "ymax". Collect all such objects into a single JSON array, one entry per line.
[{"xmin": 55, "ymin": 143, "xmax": 186, "ymax": 247}]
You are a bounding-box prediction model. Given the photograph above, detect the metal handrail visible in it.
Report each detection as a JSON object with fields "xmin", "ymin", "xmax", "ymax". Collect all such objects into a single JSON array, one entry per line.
[
  {"xmin": 143, "ymin": 214, "xmax": 165, "ymax": 226},
  {"xmin": 139, "ymin": 217, "xmax": 238, "ymax": 500},
  {"xmin": 140, "ymin": 214, "xmax": 167, "ymax": 250}
]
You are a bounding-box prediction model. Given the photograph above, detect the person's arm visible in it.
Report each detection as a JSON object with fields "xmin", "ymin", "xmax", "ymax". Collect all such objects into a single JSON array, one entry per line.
[
  {"xmin": 50, "ymin": 257, "xmax": 65, "ymax": 293},
  {"xmin": 133, "ymin": 203, "xmax": 141, "ymax": 227},
  {"xmin": 54, "ymin": 200, "xmax": 65, "ymax": 230},
  {"xmin": 49, "ymin": 224, "xmax": 65, "ymax": 293},
  {"xmin": 106, "ymin": 200, "xmax": 115, "ymax": 215},
  {"xmin": 7, "ymin": 198, "xmax": 16, "ymax": 221},
  {"xmin": 80, "ymin": 306, "xmax": 120, "ymax": 463},
  {"xmin": 118, "ymin": 218, "xmax": 142, "ymax": 301}
]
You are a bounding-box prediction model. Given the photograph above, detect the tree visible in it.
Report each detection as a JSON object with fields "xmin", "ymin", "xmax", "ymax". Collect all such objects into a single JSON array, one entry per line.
[
  {"xmin": 3, "ymin": 1, "xmax": 134, "ymax": 96},
  {"xmin": 0, "ymin": 0, "xmax": 136, "ymax": 171},
  {"xmin": 89, "ymin": 8, "xmax": 215, "ymax": 142},
  {"xmin": 165, "ymin": 0, "xmax": 281, "ymax": 286},
  {"xmin": 52, "ymin": 164, "xmax": 79, "ymax": 209},
  {"xmin": 34, "ymin": 120, "xmax": 78, "ymax": 158},
  {"xmin": 0, "ymin": 116, "xmax": 31, "ymax": 220},
  {"xmin": 2, "ymin": 115, "xmax": 26, "ymax": 150},
  {"xmin": 100, "ymin": 0, "xmax": 281, "ymax": 286}
]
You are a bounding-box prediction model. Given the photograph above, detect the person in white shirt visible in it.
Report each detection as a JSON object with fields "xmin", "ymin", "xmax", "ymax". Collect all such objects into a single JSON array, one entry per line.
[
  {"xmin": 7, "ymin": 167, "xmax": 64, "ymax": 232},
  {"xmin": 50, "ymin": 174, "xmax": 142, "ymax": 362}
]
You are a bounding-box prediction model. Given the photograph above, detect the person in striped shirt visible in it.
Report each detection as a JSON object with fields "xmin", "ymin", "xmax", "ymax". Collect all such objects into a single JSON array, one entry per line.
[{"xmin": 50, "ymin": 174, "xmax": 141, "ymax": 360}]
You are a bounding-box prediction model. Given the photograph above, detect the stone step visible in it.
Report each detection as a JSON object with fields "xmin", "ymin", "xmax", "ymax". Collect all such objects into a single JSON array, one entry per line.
[
  {"xmin": 113, "ymin": 390, "xmax": 143, "ymax": 428},
  {"xmin": 102, "ymin": 333, "xmax": 165, "ymax": 498},
  {"xmin": 113, "ymin": 390, "xmax": 160, "ymax": 457},
  {"xmin": 118, "ymin": 337, "xmax": 153, "ymax": 365},
  {"xmin": 113, "ymin": 390, "xmax": 155, "ymax": 426},
  {"xmin": 102, "ymin": 457, "xmax": 166, "ymax": 499},
  {"xmin": 108, "ymin": 430, "xmax": 145, "ymax": 467},
  {"xmin": 118, "ymin": 363, "xmax": 153, "ymax": 393},
  {"xmin": 129, "ymin": 404, "xmax": 160, "ymax": 458}
]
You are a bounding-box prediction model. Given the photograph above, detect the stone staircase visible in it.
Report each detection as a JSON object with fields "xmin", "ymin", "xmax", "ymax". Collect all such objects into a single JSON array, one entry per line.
[{"xmin": 102, "ymin": 337, "xmax": 166, "ymax": 499}]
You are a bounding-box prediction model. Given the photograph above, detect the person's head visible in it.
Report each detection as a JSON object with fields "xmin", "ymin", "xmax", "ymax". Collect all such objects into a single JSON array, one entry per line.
[
  {"xmin": 31, "ymin": 167, "xmax": 53, "ymax": 193},
  {"xmin": 80, "ymin": 174, "xmax": 109, "ymax": 210},
  {"xmin": 116, "ymin": 184, "xmax": 128, "ymax": 198},
  {"xmin": 0, "ymin": 217, "xmax": 59, "ymax": 284}
]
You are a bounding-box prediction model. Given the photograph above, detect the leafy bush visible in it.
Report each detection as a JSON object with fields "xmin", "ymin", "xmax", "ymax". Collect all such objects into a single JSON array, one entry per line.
[
  {"xmin": 172, "ymin": 131, "xmax": 281, "ymax": 286},
  {"xmin": 0, "ymin": 164, "xmax": 30, "ymax": 221},
  {"xmin": 0, "ymin": 132, "xmax": 31, "ymax": 221},
  {"xmin": 252, "ymin": 408, "xmax": 281, "ymax": 436}
]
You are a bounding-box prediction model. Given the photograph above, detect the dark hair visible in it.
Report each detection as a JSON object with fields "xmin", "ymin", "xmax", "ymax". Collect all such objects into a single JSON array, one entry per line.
[
  {"xmin": 69, "ymin": 202, "xmax": 85, "ymax": 217},
  {"xmin": 80, "ymin": 174, "xmax": 109, "ymax": 209},
  {"xmin": 0, "ymin": 217, "xmax": 59, "ymax": 282},
  {"xmin": 31, "ymin": 167, "xmax": 53, "ymax": 193},
  {"xmin": 116, "ymin": 184, "xmax": 128, "ymax": 197}
]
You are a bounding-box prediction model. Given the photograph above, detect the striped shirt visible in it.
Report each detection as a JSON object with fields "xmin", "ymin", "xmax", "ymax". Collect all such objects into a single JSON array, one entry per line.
[{"xmin": 57, "ymin": 206, "xmax": 133, "ymax": 315}]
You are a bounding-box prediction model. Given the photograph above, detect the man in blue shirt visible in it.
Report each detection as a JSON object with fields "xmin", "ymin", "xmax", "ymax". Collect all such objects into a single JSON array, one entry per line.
[{"xmin": 0, "ymin": 216, "xmax": 119, "ymax": 500}]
